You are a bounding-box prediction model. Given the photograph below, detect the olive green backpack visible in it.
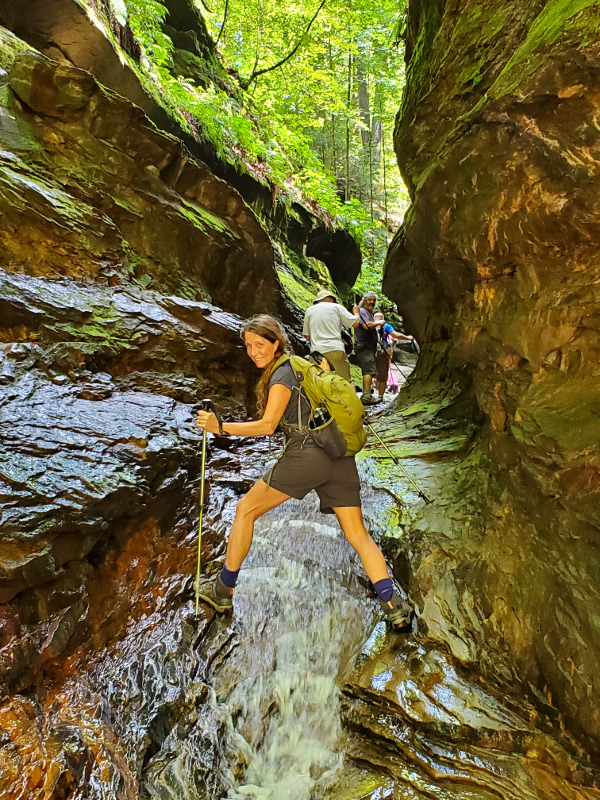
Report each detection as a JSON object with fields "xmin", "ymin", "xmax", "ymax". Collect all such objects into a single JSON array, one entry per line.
[{"xmin": 273, "ymin": 354, "xmax": 367, "ymax": 456}]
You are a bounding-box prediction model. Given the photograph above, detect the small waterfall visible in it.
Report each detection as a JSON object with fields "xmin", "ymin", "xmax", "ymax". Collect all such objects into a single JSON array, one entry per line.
[{"xmin": 214, "ymin": 496, "xmax": 378, "ymax": 799}]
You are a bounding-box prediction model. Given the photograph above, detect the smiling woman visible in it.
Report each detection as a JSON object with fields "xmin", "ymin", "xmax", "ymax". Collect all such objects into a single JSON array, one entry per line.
[{"xmin": 195, "ymin": 314, "xmax": 411, "ymax": 627}]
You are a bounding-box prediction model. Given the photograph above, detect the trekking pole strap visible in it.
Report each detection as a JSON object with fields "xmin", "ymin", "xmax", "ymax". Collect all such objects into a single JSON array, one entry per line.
[
  {"xmin": 366, "ymin": 423, "xmax": 432, "ymax": 504},
  {"xmin": 205, "ymin": 401, "xmax": 224, "ymax": 435}
]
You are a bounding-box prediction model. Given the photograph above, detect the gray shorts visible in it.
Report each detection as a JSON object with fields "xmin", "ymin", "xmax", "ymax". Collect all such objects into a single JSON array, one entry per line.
[
  {"xmin": 264, "ymin": 441, "xmax": 361, "ymax": 514},
  {"xmin": 354, "ymin": 346, "xmax": 376, "ymax": 376}
]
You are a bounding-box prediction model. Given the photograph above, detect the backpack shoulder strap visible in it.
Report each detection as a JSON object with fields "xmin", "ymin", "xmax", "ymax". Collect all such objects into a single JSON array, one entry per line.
[
  {"xmin": 269, "ymin": 355, "xmax": 312, "ymax": 434},
  {"xmin": 271, "ymin": 354, "xmax": 291, "ymax": 373}
]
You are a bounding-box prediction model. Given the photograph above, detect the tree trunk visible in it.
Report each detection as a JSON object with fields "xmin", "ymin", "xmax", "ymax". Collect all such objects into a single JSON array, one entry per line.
[
  {"xmin": 372, "ymin": 86, "xmax": 384, "ymax": 178},
  {"xmin": 328, "ymin": 40, "xmax": 337, "ymax": 178},
  {"xmin": 380, "ymin": 99, "xmax": 389, "ymax": 238},
  {"xmin": 356, "ymin": 58, "xmax": 370, "ymax": 149},
  {"xmin": 345, "ymin": 51, "xmax": 352, "ymax": 202}
]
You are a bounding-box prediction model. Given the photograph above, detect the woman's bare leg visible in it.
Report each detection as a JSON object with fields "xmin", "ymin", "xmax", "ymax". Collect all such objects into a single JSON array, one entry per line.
[
  {"xmin": 225, "ymin": 479, "xmax": 290, "ymax": 571},
  {"xmin": 333, "ymin": 505, "xmax": 389, "ymax": 584}
]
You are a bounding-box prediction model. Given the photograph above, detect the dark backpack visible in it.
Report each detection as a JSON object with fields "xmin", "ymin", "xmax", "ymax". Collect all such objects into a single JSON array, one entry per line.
[{"xmin": 341, "ymin": 328, "xmax": 354, "ymax": 355}]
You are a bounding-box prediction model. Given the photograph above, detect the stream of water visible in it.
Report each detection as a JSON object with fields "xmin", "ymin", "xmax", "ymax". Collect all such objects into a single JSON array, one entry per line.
[{"xmin": 212, "ymin": 496, "xmax": 379, "ymax": 799}]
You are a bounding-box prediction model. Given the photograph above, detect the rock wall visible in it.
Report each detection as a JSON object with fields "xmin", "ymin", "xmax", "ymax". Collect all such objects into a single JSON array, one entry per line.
[
  {"xmin": 0, "ymin": 0, "xmax": 360, "ymax": 309},
  {"xmin": 0, "ymin": 20, "xmax": 293, "ymax": 702},
  {"xmin": 0, "ymin": 43, "xmax": 279, "ymax": 314},
  {"xmin": 384, "ymin": 0, "xmax": 600, "ymax": 752}
]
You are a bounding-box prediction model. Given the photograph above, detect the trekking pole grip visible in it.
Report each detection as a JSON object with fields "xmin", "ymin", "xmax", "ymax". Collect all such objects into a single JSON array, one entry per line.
[{"xmin": 201, "ymin": 398, "xmax": 224, "ymax": 435}]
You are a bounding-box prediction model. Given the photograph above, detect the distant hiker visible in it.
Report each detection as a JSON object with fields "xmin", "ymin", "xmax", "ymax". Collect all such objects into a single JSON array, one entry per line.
[
  {"xmin": 302, "ymin": 289, "xmax": 358, "ymax": 382},
  {"xmin": 196, "ymin": 315, "xmax": 411, "ymax": 628},
  {"xmin": 353, "ymin": 292, "xmax": 384, "ymax": 404},
  {"xmin": 373, "ymin": 312, "xmax": 414, "ymax": 400}
]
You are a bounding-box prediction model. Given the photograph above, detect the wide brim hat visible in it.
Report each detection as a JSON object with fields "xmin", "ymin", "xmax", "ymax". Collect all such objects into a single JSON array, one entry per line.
[{"xmin": 313, "ymin": 289, "xmax": 337, "ymax": 304}]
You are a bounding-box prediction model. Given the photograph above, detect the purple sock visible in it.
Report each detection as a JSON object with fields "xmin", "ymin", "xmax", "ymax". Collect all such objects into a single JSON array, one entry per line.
[
  {"xmin": 221, "ymin": 565, "xmax": 240, "ymax": 588},
  {"xmin": 374, "ymin": 578, "xmax": 394, "ymax": 603}
]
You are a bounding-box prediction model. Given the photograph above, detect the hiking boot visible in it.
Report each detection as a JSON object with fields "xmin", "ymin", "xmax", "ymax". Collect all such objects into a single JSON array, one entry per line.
[
  {"xmin": 196, "ymin": 573, "xmax": 233, "ymax": 613},
  {"xmin": 361, "ymin": 394, "xmax": 379, "ymax": 405},
  {"xmin": 379, "ymin": 594, "xmax": 413, "ymax": 629}
]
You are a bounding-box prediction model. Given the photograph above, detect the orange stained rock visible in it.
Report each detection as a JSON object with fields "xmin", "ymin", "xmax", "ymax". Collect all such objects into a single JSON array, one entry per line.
[
  {"xmin": 473, "ymin": 281, "xmax": 499, "ymax": 312},
  {"xmin": 558, "ymin": 84, "xmax": 585, "ymax": 99},
  {"xmin": 0, "ymin": 698, "xmax": 52, "ymax": 796},
  {"xmin": 45, "ymin": 508, "xmax": 199, "ymax": 685}
]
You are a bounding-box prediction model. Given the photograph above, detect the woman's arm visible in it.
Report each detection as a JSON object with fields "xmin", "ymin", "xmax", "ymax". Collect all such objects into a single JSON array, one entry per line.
[{"xmin": 197, "ymin": 384, "xmax": 292, "ymax": 437}]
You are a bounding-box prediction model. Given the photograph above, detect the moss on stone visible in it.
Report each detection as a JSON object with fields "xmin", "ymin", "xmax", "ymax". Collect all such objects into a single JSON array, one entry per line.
[
  {"xmin": 178, "ymin": 198, "xmax": 234, "ymax": 237},
  {"xmin": 172, "ymin": 48, "xmax": 214, "ymax": 88},
  {"xmin": 273, "ymin": 234, "xmax": 339, "ymax": 312},
  {"xmin": 512, "ymin": 373, "xmax": 600, "ymax": 455},
  {"xmin": 53, "ymin": 301, "xmax": 140, "ymax": 352},
  {"xmin": 0, "ymin": 27, "xmax": 30, "ymax": 72},
  {"xmin": 489, "ymin": 0, "xmax": 600, "ymax": 99},
  {"xmin": 0, "ymin": 86, "xmax": 39, "ymax": 153},
  {"xmin": 398, "ymin": 0, "xmax": 447, "ymax": 184},
  {"xmin": 112, "ymin": 197, "xmax": 145, "ymax": 218},
  {"xmin": 276, "ymin": 268, "xmax": 316, "ymax": 311},
  {"xmin": 0, "ymin": 159, "xmax": 98, "ymax": 230}
]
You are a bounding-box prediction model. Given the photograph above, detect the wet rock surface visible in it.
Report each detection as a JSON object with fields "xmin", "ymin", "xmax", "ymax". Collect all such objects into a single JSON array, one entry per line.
[
  {"xmin": 2, "ymin": 428, "xmax": 599, "ymax": 800},
  {"xmin": 0, "ymin": 19, "xmax": 302, "ymax": 707},
  {"xmin": 384, "ymin": 0, "xmax": 600, "ymax": 754},
  {"xmin": 0, "ymin": 42, "xmax": 280, "ymax": 316},
  {"xmin": 0, "ymin": 433, "xmax": 267, "ymax": 799},
  {"xmin": 1, "ymin": 0, "xmax": 599, "ymax": 796}
]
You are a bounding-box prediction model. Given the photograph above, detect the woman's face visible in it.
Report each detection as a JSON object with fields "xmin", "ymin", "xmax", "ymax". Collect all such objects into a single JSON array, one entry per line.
[{"xmin": 244, "ymin": 331, "xmax": 279, "ymax": 369}]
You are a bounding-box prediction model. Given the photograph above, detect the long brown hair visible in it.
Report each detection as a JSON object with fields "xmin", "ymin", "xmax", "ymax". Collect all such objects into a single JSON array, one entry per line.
[{"xmin": 242, "ymin": 315, "xmax": 289, "ymax": 416}]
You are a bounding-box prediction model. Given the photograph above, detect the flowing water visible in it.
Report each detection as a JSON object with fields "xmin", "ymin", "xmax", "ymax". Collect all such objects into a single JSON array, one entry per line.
[{"xmin": 211, "ymin": 496, "xmax": 379, "ymax": 799}]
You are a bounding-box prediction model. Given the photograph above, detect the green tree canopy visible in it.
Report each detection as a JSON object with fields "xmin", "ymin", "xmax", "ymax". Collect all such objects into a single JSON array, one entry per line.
[{"xmin": 124, "ymin": 0, "xmax": 408, "ymax": 291}]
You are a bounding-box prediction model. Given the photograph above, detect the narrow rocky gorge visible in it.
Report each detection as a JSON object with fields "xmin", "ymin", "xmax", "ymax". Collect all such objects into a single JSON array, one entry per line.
[{"xmin": 0, "ymin": 0, "xmax": 599, "ymax": 798}]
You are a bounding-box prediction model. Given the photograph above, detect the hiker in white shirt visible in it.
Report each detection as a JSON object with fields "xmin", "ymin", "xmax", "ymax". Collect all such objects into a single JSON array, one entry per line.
[{"xmin": 303, "ymin": 289, "xmax": 358, "ymax": 382}]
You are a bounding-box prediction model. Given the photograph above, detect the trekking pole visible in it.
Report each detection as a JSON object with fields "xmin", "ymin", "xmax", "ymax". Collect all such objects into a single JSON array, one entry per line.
[
  {"xmin": 391, "ymin": 359, "xmax": 411, "ymax": 383},
  {"xmin": 194, "ymin": 398, "xmax": 212, "ymax": 618},
  {"xmin": 366, "ymin": 423, "xmax": 432, "ymax": 504}
]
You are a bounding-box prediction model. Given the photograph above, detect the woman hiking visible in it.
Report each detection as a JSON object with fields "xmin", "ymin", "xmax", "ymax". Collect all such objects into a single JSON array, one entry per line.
[{"xmin": 196, "ymin": 315, "xmax": 411, "ymax": 628}]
